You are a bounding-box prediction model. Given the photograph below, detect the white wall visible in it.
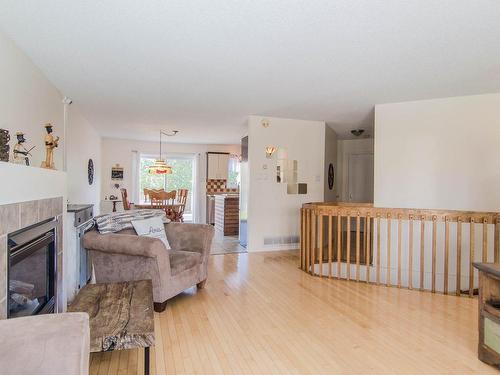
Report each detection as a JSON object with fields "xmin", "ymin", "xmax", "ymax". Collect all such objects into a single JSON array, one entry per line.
[
  {"xmin": 100, "ymin": 138, "xmax": 240, "ymax": 222},
  {"xmin": 375, "ymin": 93, "xmax": 500, "ymax": 211},
  {"xmin": 247, "ymin": 116, "xmax": 325, "ymax": 251},
  {"xmin": 336, "ymin": 138, "xmax": 374, "ymax": 201},
  {"xmin": 0, "ymin": 29, "xmax": 101, "ymax": 210},
  {"xmin": 324, "ymin": 125, "xmax": 338, "ymax": 202},
  {"xmin": 0, "ymin": 29, "xmax": 103, "ymax": 309},
  {"xmin": 66, "ymin": 105, "xmax": 102, "ymax": 211},
  {"xmin": 0, "ymin": 31, "xmax": 63, "ymax": 168}
]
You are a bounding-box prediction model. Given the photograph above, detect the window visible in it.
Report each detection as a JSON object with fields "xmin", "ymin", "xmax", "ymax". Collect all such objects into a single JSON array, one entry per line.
[
  {"xmin": 226, "ymin": 155, "xmax": 240, "ymax": 189},
  {"xmin": 139, "ymin": 154, "xmax": 196, "ymax": 219}
]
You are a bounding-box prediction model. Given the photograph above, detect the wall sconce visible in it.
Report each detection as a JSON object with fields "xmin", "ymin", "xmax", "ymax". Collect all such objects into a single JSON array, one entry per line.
[{"xmin": 265, "ymin": 146, "xmax": 277, "ymax": 158}]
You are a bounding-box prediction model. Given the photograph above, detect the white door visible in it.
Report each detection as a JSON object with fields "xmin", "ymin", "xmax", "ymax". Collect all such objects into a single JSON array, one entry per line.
[{"xmin": 347, "ymin": 153, "xmax": 374, "ymax": 202}]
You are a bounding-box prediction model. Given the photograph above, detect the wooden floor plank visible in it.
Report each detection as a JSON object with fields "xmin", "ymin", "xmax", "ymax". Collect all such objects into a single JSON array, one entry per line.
[{"xmin": 90, "ymin": 250, "xmax": 495, "ymax": 375}]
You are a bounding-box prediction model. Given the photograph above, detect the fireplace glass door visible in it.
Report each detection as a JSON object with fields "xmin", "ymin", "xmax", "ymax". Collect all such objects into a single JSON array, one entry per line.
[{"xmin": 8, "ymin": 222, "xmax": 56, "ymax": 318}]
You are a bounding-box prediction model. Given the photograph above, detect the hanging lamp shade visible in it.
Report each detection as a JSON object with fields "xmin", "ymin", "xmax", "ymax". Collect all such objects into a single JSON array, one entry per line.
[
  {"xmin": 145, "ymin": 130, "xmax": 178, "ymax": 175},
  {"xmin": 147, "ymin": 159, "xmax": 172, "ymax": 174}
]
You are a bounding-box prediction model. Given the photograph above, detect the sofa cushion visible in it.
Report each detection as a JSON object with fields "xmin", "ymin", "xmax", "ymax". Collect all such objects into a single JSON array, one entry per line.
[
  {"xmin": 169, "ymin": 250, "xmax": 201, "ymax": 275},
  {"xmin": 0, "ymin": 312, "xmax": 90, "ymax": 375}
]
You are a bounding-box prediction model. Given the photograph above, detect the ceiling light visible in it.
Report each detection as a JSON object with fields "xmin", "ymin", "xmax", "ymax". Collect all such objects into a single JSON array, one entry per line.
[
  {"xmin": 146, "ymin": 130, "xmax": 178, "ymax": 175},
  {"xmin": 351, "ymin": 129, "xmax": 365, "ymax": 137}
]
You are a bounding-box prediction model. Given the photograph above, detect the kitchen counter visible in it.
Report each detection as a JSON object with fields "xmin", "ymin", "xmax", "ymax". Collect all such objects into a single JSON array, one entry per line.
[{"xmin": 214, "ymin": 195, "xmax": 239, "ymax": 236}]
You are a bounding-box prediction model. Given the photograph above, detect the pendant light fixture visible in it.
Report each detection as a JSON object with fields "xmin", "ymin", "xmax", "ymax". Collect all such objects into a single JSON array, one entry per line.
[{"xmin": 146, "ymin": 130, "xmax": 178, "ymax": 175}]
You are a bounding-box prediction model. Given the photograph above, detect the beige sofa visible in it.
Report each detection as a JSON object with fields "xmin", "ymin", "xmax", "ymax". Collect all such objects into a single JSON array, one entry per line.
[
  {"xmin": 0, "ymin": 313, "xmax": 90, "ymax": 375},
  {"xmin": 83, "ymin": 222, "xmax": 214, "ymax": 312}
]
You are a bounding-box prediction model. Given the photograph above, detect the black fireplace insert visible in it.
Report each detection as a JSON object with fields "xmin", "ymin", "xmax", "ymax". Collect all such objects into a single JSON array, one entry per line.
[{"xmin": 7, "ymin": 219, "xmax": 57, "ymax": 318}]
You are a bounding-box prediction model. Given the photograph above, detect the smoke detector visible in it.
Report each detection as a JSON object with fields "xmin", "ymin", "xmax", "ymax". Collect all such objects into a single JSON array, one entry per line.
[{"xmin": 351, "ymin": 129, "xmax": 365, "ymax": 137}]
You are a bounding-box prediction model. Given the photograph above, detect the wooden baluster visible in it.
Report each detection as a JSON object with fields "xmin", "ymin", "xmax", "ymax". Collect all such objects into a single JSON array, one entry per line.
[
  {"xmin": 495, "ymin": 217, "xmax": 500, "ymax": 263},
  {"xmin": 300, "ymin": 209, "xmax": 304, "ymax": 270},
  {"xmin": 420, "ymin": 215, "xmax": 425, "ymax": 291},
  {"xmin": 318, "ymin": 213, "xmax": 323, "ymax": 277},
  {"xmin": 409, "ymin": 215, "xmax": 414, "ymax": 290},
  {"xmin": 366, "ymin": 215, "xmax": 371, "ymax": 283},
  {"xmin": 387, "ymin": 214, "xmax": 392, "ymax": 287},
  {"xmin": 304, "ymin": 208, "xmax": 311, "ymax": 272},
  {"xmin": 456, "ymin": 218, "xmax": 462, "ymax": 296},
  {"xmin": 397, "ymin": 214, "xmax": 402, "ymax": 288},
  {"xmin": 311, "ymin": 209, "xmax": 316, "ymax": 275},
  {"xmin": 356, "ymin": 213, "xmax": 361, "ymax": 282},
  {"xmin": 377, "ymin": 214, "xmax": 381, "ymax": 285},
  {"xmin": 444, "ymin": 217, "xmax": 450, "ymax": 295},
  {"xmin": 483, "ymin": 218, "xmax": 488, "ymax": 263},
  {"xmin": 469, "ymin": 218, "xmax": 475, "ymax": 298},
  {"xmin": 337, "ymin": 213, "xmax": 342, "ymax": 279},
  {"xmin": 431, "ymin": 216, "xmax": 437, "ymax": 293},
  {"xmin": 346, "ymin": 213, "xmax": 351, "ymax": 280},
  {"xmin": 328, "ymin": 214, "xmax": 333, "ymax": 278}
]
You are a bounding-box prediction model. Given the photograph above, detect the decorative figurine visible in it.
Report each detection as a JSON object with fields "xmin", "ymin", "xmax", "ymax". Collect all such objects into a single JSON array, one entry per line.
[
  {"xmin": 40, "ymin": 123, "xmax": 59, "ymax": 169},
  {"xmin": 12, "ymin": 132, "xmax": 35, "ymax": 166},
  {"xmin": 0, "ymin": 128, "xmax": 10, "ymax": 162}
]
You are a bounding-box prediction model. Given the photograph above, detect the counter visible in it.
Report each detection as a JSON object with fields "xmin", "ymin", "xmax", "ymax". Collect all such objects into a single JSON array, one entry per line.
[{"xmin": 214, "ymin": 194, "xmax": 239, "ymax": 236}]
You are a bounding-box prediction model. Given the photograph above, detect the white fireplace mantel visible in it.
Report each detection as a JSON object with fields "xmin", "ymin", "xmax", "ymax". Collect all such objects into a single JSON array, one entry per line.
[{"xmin": 0, "ymin": 162, "xmax": 67, "ymax": 206}]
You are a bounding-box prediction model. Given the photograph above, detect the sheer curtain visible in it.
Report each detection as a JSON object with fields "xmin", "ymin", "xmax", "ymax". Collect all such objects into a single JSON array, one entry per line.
[{"xmin": 131, "ymin": 150, "xmax": 139, "ymax": 203}]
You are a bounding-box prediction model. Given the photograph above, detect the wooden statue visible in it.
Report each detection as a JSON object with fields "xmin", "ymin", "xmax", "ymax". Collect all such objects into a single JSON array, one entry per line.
[
  {"xmin": 12, "ymin": 132, "xmax": 35, "ymax": 166},
  {"xmin": 40, "ymin": 123, "xmax": 59, "ymax": 169}
]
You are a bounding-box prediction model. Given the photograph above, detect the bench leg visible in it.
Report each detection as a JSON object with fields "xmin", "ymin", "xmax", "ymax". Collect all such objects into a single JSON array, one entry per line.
[
  {"xmin": 154, "ymin": 301, "xmax": 167, "ymax": 312},
  {"xmin": 197, "ymin": 279, "xmax": 207, "ymax": 289},
  {"xmin": 145, "ymin": 346, "xmax": 150, "ymax": 375}
]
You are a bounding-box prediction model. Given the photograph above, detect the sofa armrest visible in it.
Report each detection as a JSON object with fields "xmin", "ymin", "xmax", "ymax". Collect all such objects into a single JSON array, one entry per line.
[
  {"xmin": 83, "ymin": 230, "xmax": 166, "ymax": 258},
  {"xmin": 0, "ymin": 312, "xmax": 90, "ymax": 375}
]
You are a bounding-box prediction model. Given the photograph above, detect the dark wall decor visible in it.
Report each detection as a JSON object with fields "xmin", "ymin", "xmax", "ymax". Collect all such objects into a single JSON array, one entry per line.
[
  {"xmin": 328, "ymin": 163, "xmax": 334, "ymax": 190},
  {"xmin": 0, "ymin": 129, "xmax": 10, "ymax": 162},
  {"xmin": 88, "ymin": 159, "xmax": 94, "ymax": 185},
  {"xmin": 111, "ymin": 164, "xmax": 124, "ymax": 180}
]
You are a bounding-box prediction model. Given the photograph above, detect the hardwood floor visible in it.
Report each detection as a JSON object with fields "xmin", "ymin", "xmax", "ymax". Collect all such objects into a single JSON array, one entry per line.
[
  {"xmin": 210, "ymin": 233, "xmax": 246, "ymax": 255},
  {"xmin": 90, "ymin": 250, "xmax": 496, "ymax": 374}
]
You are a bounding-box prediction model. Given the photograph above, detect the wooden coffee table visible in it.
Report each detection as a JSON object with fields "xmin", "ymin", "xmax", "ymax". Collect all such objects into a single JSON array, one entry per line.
[{"xmin": 68, "ymin": 280, "xmax": 155, "ymax": 374}]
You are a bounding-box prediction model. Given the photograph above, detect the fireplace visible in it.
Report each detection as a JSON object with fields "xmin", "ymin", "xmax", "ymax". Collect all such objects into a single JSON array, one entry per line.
[{"xmin": 7, "ymin": 219, "xmax": 57, "ymax": 318}]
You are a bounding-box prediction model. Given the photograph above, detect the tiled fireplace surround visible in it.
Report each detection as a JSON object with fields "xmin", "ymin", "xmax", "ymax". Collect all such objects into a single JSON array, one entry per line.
[{"xmin": 0, "ymin": 197, "xmax": 64, "ymax": 319}]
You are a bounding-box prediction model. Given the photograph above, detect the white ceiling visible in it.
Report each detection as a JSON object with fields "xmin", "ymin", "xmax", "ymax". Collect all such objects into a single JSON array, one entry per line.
[{"xmin": 1, "ymin": 1, "xmax": 500, "ymax": 143}]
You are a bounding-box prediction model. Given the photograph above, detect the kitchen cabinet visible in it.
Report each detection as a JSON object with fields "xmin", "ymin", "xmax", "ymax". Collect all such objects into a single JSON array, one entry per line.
[{"xmin": 207, "ymin": 152, "xmax": 230, "ymax": 180}]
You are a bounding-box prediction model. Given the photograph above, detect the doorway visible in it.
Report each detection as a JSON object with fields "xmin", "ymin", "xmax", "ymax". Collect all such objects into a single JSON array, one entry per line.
[{"xmin": 347, "ymin": 153, "xmax": 374, "ymax": 203}]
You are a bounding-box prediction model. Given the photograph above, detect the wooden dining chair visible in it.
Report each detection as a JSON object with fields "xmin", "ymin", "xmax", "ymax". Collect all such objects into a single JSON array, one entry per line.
[
  {"xmin": 148, "ymin": 190, "xmax": 179, "ymax": 221},
  {"xmin": 120, "ymin": 188, "xmax": 134, "ymax": 210},
  {"xmin": 144, "ymin": 188, "xmax": 164, "ymax": 202},
  {"xmin": 176, "ymin": 189, "xmax": 188, "ymax": 222}
]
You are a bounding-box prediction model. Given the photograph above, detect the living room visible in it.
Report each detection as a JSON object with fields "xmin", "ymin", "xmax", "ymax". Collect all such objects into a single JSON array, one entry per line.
[{"xmin": 1, "ymin": 2, "xmax": 500, "ymax": 374}]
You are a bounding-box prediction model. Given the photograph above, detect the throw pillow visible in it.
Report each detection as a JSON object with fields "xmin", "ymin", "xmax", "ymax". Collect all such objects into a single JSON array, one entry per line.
[
  {"xmin": 95, "ymin": 209, "xmax": 170, "ymax": 234},
  {"xmin": 131, "ymin": 216, "xmax": 171, "ymax": 250}
]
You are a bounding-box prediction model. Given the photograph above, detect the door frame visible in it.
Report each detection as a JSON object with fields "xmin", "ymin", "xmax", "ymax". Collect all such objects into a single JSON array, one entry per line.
[{"xmin": 137, "ymin": 152, "xmax": 199, "ymax": 222}]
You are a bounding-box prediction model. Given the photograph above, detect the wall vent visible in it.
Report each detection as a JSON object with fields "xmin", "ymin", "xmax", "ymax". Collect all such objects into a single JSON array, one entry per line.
[{"xmin": 263, "ymin": 235, "xmax": 299, "ymax": 246}]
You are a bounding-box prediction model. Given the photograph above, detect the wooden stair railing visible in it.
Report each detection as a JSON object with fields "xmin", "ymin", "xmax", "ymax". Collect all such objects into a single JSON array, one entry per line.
[{"xmin": 300, "ymin": 202, "xmax": 500, "ymax": 297}]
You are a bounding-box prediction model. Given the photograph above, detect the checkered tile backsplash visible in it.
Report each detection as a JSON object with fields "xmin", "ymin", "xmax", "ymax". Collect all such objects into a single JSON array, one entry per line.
[{"xmin": 206, "ymin": 179, "xmax": 239, "ymax": 194}]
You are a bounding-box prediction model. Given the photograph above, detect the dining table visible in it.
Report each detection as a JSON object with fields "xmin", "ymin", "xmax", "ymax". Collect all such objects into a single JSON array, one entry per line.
[{"xmin": 134, "ymin": 203, "xmax": 183, "ymax": 211}]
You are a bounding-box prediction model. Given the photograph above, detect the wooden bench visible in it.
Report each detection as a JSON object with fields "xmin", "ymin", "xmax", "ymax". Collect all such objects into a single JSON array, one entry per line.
[{"xmin": 69, "ymin": 280, "xmax": 155, "ymax": 374}]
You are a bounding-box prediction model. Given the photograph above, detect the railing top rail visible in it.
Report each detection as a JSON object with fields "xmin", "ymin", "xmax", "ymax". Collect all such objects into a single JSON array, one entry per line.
[{"xmin": 302, "ymin": 202, "xmax": 500, "ymax": 222}]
